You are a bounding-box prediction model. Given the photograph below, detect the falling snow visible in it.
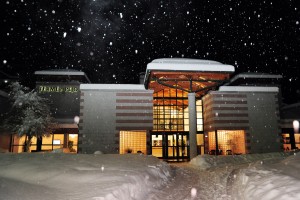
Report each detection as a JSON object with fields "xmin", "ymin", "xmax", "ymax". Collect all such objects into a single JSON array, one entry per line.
[{"xmin": 1, "ymin": 1, "xmax": 300, "ymax": 103}]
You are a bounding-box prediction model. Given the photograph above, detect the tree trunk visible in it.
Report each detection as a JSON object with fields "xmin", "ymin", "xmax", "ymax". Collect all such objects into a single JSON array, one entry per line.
[{"xmin": 25, "ymin": 136, "xmax": 32, "ymax": 152}]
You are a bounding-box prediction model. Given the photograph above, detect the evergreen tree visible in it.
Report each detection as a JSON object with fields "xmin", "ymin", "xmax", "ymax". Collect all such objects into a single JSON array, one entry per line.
[{"xmin": 1, "ymin": 82, "xmax": 56, "ymax": 152}]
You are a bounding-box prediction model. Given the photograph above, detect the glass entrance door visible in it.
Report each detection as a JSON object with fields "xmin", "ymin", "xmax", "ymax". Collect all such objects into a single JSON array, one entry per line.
[{"xmin": 152, "ymin": 132, "xmax": 189, "ymax": 161}]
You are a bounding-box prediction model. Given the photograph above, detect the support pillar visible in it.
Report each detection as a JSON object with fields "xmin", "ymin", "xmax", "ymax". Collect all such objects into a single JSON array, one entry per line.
[
  {"xmin": 215, "ymin": 130, "xmax": 219, "ymax": 156},
  {"xmin": 188, "ymin": 93, "xmax": 197, "ymax": 159}
]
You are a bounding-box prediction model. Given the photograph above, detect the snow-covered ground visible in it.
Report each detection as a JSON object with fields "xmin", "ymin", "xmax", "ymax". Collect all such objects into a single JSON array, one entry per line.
[
  {"xmin": 0, "ymin": 153, "xmax": 171, "ymax": 200},
  {"xmin": 1, "ymin": 151, "xmax": 300, "ymax": 200}
]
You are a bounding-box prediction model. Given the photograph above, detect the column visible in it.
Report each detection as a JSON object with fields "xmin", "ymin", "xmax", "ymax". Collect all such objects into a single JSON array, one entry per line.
[{"xmin": 188, "ymin": 93, "xmax": 197, "ymax": 159}]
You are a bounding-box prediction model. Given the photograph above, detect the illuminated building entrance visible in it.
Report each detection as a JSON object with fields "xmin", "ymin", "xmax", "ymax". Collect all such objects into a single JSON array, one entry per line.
[
  {"xmin": 144, "ymin": 58, "xmax": 235, "ymax": 160},
  {"xmin": 152, "ymin": 132, "xmax": 188, "ymax": 160}
]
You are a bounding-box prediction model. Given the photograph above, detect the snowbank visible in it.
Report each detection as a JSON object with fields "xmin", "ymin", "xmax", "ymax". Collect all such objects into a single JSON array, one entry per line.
[
  {"xmin": 190, "ymin": 152, "xmax": 300, "ymax": 200},
  {"xmin": 190, "ymin": 152, "xmax": 291, "ymax": 170},
  {"xmin": 230, "ymin": 152, "xmax": 300, "ymax": 200},
  {"xmin": 0, "ymin": 153, "xmax": 171, "ymax": 200}
]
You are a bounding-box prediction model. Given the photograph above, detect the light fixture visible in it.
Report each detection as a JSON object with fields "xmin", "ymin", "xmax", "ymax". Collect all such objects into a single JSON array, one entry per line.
[
  {"xmin": 293, "ymin": 120, "xmax": 299, "ymax": 133},
  {"xmin": 74, "ymin": 116, "xmax": 80, "ymax": 124}
]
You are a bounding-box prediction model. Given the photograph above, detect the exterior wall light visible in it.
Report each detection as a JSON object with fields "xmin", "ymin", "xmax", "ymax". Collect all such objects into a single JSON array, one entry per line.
[
  {"xmin": 74, "ymin": 116, "xmax": 80, "ymax": 125},
  {"xmin": 293, "ymin": 120, "xmax": 299, "ymax": 133}
]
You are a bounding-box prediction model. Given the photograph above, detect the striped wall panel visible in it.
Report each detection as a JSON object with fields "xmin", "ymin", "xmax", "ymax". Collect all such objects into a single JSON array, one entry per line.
[
  {"xmin": 203, "ymin": 93, "xmax": 249, "ymax": 132},
  {"xmin": 116, "ymin": 92, "xmax": 153, "ymax": 130}
]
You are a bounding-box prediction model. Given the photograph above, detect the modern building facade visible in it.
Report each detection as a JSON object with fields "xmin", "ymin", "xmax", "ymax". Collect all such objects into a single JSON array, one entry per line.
[
  {"xmin": 7, "ymin": 70, "xmax": 90, "ymax": 153},
  {"xmin": 78, "ymin": 84, "xmax": 153, "ymax": 154},
  {"xmin": 1, "ymin": 58, "xmax": 295, "ymax": 161}
]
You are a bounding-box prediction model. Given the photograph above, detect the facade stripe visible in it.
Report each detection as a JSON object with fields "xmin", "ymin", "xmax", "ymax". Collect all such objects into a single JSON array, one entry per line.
[
  {"xmin": 116, "ymin": 113, "xmax": 153, "ymax": 116},
  {"xmin": 116, "ymin": 106, "xmax": 153, "ymax": 110},
  {"xmin": 211, "ymin": 101, "xmax": 247, "ymax": 105},
  {"xmin": 205, "ymin": 113, "xmax": 249, "ymax": 118},
  {"xmin": 116, "ymin": 93, "xmax": 153, "ymax": 96},
  {"xmin": 116, "ymin": 99, "xmax": 153, "ymax": 103},
  {"xmin": 116, "ymin": 120, "xmax": 153, "ymax": 123},
  {"xmin": 205, "ymin": 120, "xmax": 249, "ymax": 124},
  {"xmin": 116, "ymin": 126, "xmax": 153, "ymax": 130},
  {"xmin": 212, "ymin": 94, "xmax": 247, "ymax": 98},
  {"xmin": 205, "ymin": 107, "xmax": 248, "ymax": 111}
]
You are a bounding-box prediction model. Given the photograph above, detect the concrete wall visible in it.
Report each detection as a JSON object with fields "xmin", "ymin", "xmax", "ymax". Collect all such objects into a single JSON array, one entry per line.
[
  {"xmin": 79, "ymin": 91, "xmax": 117, "ymax": 154},
  {"xmin": 247, "ymin": 93, "xmax": 281, "ymax": 153}
]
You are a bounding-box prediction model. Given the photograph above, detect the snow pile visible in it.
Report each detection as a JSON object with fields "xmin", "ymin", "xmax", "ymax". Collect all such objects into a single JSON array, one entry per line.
[
  {"xmin": 230, "ymin": 152, "xmax": 300, "ymax": 200},
  {"xmin": 0, "ymin": 153, "xmax": 171, "ymax": 200},
  {"xmin": 190, "ymin": 152, "xmax": 291, "ymax": 169}
]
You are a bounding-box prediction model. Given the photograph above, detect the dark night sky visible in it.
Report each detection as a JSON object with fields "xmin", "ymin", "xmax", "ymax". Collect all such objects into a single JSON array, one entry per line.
[{"xmin": 1, "ymin": 0, "xmax": 300, "ymax": 104}]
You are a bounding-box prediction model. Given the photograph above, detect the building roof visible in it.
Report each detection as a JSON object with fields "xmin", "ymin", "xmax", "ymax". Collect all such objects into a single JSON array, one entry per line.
[
  {"xmin": 225, "ymin": 72, "xmax": 282, "ymax": 87},
  {"xmin": 281, "ymin": 103, "xmax": 300, "ymax": 120},
  {"xmin": 35, "ymin": 69, "xmax": 87, "ymax": 76},
  {"xmin": 144, "ymin": 58, "xmax": 235, "ymax": 97},
  {"xmin": 80, "ymin": 84, "xmax": 147, "ymax": 90},
  {"xmin": 34, "ymin": 69, "xmax": 91, "ymax": 83},
  {"xmin": 218, "ymin": 86, "xmax": 279, "ymax": 92},
  {"xmin": 147, "ymin": 58, "xmax": 235, "ymax": 72}
]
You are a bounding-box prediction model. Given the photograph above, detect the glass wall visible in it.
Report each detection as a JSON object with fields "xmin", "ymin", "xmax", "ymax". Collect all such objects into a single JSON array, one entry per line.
[
  {"xmin": 152, "ymin": 134, "xmax": 163, "ymax": 157},
  {"xmin": 119, "ymin": 131, "xmax": 146, "ymax": 154},
  {"xmin": 208, "ymin": 130, "xmax": 246, "ymax": 155},
  {"xmin": 11, "ymin": 133, "xmax": 78, "ymax": 153},
  {"xmin": 153, "ymin": 89, "xmax": 203, "ymax": 132},
  {"xmin": 151, "ymin": 133, "xmax": 188, "ymax": 159},
  {"xmin": 151, "ymin": 88, "xmax": 203, "ymax": 159}
]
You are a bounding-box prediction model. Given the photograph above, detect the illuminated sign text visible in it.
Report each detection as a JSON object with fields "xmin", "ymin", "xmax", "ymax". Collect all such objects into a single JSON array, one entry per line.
[{"xmin": 38, "ymin": 86, "xmax": 78, "ymax": 93}]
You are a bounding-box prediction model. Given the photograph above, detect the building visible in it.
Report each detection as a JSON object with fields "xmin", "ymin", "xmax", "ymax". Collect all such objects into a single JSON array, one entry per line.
[
  {"xmin": 1, "ymin": 58, "xmax": 290, "ymax": 161},
  {"xmin": 7, "ymin": 69, "xmax": 90, "ymax": 153},
  {"xmin": 78, "ymin": 59, "xmax": 283, "ymax": 161}
]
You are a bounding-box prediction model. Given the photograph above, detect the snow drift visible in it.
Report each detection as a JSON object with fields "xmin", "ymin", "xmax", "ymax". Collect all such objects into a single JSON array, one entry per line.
[{"xmin": 0, "ymin": 153, "xmax": 171, "ymax": 200}]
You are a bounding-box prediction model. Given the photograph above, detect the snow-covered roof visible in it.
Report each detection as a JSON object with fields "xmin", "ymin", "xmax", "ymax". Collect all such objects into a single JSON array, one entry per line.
[
  {"xmin": 80, "ymin": 84, "xmax": 146, "ymax": 90},
  {"xmin": 281, "ymin": 102, "xmax": 300, "ymax": 110},
  {"xmin": 144, "ymin": 58, "xmax": 235, "ymax": 96},
  {"xmin": 230, "ymin": 72, "xmax": 283, "ymax": 80},
  {"xmin": 35, "ymin": 70, "xmax": 86, "ymax": 76},
  {"xmin": 0, "ymin": 90, "xmax": 8, "ymax": 98},
  {"xmin": 225, "ymin": 72, "xmax": 283, "ymax": 86},
  {"xmin": 147, "ymin": 58, "xmax": 235, "ymax": 72},
  {"xmin": 34, "ymin": 69, "xmax": 91, "ymax": 83},
  {"xmin": 218, "ymin": 86, "xmax": 279, "ymax": 92}
]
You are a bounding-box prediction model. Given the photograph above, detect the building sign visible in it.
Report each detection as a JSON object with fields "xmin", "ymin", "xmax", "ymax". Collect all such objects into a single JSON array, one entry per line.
[{"xmin": 38, "ymin": 86, "xmax": 78, "ymax": 93}]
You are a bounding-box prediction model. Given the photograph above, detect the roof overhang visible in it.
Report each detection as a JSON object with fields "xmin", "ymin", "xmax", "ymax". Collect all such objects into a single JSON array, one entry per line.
[
  {"xmin": 144, "ymin": 58, "xmax": 235, "ymax": 97},
  {"xmin": 225, "ymin": 72, "xmax": 282, "ymax": 86},
  {"xmin": 34, "ymin": 70, "xmax": 91, "ymax": 83}
]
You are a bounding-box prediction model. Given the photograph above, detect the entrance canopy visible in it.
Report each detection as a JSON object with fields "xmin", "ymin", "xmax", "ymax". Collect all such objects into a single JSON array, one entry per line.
[{"xmin": 144, "ymin": 58, "xmax": 235, "ymax": 98}]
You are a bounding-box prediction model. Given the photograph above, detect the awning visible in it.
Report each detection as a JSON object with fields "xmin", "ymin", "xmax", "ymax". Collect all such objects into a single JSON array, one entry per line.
[{"xmin": 144, "ymin": 58, "xmax": 235, "ymax": 98}]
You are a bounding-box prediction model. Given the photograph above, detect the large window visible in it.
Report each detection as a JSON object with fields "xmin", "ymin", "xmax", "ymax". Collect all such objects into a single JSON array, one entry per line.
[
  {"xmin": 208, "ymin": 130, "xmax": 246, "ymax": 155},
  {"xmin": 11, "ymin": 133, "xmax": 78, "ymax": 153},
  {"xmin": 153, "ymin": 89, "xmax": 203, "ymax": 132},
  {"xmin": 119, "ymin": 131, "xmax": 146, "ymax": 154}
]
